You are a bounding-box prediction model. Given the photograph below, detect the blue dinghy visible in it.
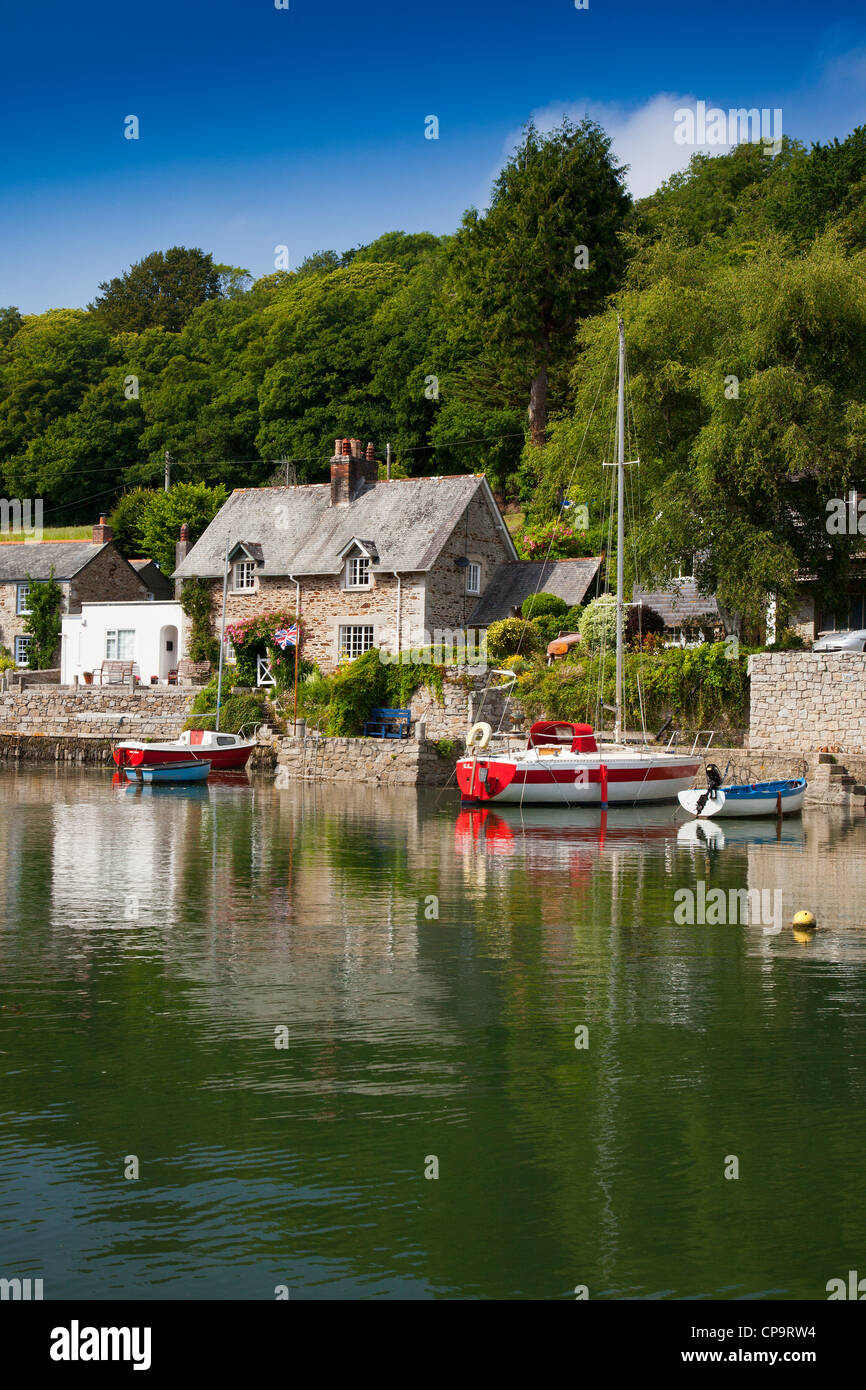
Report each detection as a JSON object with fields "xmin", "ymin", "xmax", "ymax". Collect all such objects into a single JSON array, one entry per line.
[
  {"xmin": 678, "ymin": 764, "xmax": 806, "ymax": 819},
  {"xmin": 124, "ymin": 758, "xmax": 212, "ymax": 785}
]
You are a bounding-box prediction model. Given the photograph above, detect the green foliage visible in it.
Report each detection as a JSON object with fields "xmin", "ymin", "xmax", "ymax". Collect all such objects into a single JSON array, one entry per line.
[
  {"xmin": 0, "ymin": 644, "xmax": 17, "ymax": 673},
  {"xmin": 579, "ymin": 595, "xmax": 617, "ymax": 650},
  {"xmin": 136, "ymin": 483, "xmax": 228, "ymax": 574},
  {"xmin": 436, "ymin": 118, "xmax": 631, "ymax": 453},
  {"xmin": 515, "ymin": 516, "xmax": 598, "ymax": 558},
  {"xmin": 434, "ymin": 739, "xmax": 455, "ymax": 758},
  {"xmin": 183, "ymin": 676, "xmax": 268, "ymax": 734},
  {"xmin": 485, "ymin": 617, "xmax": 543, "ymax": 661},
  {"xmin": 224, "ymin": 610, "xmax": 301, "ymax": 690},
  {"xmin": 320, "ymin": 646, "xmax": 446, "ymax": 736},
  {"xmin": 179, "ymin": 578, "xmax": 219, "ymax": 665},
  {"xmin": 516, "ymin": 642, "xmax": 753, "ymax": 733},
  {"xmin": 23, "ymin": 567, "xmax": 62, "ymax": 668},
  {"xmin": 90, "ymin": 247, "xmax": 225, "ymax": 333},
  {"xmin": 520, "ymin": 591, "xmax": 568, "ymax": 619}
]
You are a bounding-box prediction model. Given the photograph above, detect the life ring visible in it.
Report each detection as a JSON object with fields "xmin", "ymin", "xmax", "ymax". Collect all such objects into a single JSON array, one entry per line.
[{"xmin": 466, "ymin": 721, "xmax": 492, "ymax": 750}]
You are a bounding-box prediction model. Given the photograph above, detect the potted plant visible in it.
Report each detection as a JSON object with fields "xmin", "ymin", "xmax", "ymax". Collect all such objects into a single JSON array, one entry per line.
[{"xmin": 82, "ymin": 671, "xmax": 93, "ymax": 685}]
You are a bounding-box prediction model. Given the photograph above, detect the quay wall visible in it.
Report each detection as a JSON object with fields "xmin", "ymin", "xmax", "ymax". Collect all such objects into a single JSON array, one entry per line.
[
  {"xmin": 748, "ymin": 651, "xmax": 866, "ymax": 752},
  {"xmin": 270, "ymin": 733, "xmax": 458, "ymax": 788},
  {"xmin": 0, "ymin": 686, "xmax": 195, "ymax": 740}
]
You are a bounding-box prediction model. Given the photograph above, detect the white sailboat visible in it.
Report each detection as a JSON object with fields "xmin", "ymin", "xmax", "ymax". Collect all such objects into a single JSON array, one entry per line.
[{"xmin": 456, "ymin": 318, "xmax": 701, "ymax": 806}]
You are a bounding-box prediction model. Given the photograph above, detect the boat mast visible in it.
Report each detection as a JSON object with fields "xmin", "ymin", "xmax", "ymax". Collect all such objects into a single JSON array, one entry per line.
[
  {"xmin": 215, "ymin": 537, "xmax": 229, "ymax": 733},
  {"xmin": 614, "ymin": 317, "xmax": 625, "ymax": 744}
]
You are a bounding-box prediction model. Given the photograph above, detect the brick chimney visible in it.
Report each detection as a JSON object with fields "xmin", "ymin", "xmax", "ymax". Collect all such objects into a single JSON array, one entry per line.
[
  {"xmin": 175, "ymin": 522, "xmax": 191, "ymax": 571},
  {"xmin": 330, "ymin": 437, "xmax": 377, "ymax": 505},
  {"xmin": 92, "ymin": 514, "xmax": 113, "ymax": 544}
]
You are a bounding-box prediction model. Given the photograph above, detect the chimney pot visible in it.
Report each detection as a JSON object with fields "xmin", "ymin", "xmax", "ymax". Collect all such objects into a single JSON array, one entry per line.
[
  {"xmin": 92, "ymin": 515, "xmax": 114, "ymax": 544},
  {"xmin": 365, "ymin": 442, "xmax": 375, "ymax": 461},
  {"xmin": 341, "ymin": 438, "xmax": 351, "ymax": 456}
]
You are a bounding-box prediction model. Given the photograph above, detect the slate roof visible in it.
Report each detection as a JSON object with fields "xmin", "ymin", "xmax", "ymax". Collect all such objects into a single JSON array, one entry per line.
[
  {"xmin": 631, "ymin": 580, "xmax": 720, "ymax": 627},
  {"xmin": 174, "ymin": 476, "xmax": 516, "ymax": 578},
  {"xmin": 0, "ymin": 541, "xmax": 109, "ymax": 582},
  {"xmin": 468, "ymin": 557, "xmax": 604, "ymax": 625}
]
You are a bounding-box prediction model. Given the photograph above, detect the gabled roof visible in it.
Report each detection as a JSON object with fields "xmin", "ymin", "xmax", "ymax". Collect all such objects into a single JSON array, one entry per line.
[
  {"xmin": 631, "ymin": 580, "xmax": 720, "ymax": 627},
  {"xmin": 469, "ymin": 558, "xmax": 603, "ymax": 625},
  {"xmin": 338, "ymin": 537, "xmax": 379, "ymax": 561},
  {"xmin": 229, "ymin": 541, "xmax": 264, "ymax": 566},
  {"xmin": 0, "ymin": 541, "xmax": 111, "ymax": 583},
  {"xmin": 174, "ymin": 475, "xmax": 517, "ymax": 579}
]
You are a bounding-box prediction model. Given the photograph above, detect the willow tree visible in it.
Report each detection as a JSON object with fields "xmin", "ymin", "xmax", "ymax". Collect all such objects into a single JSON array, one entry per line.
[{"xmin": 436, "ymin": 118, "xmax": 631, "ymax": 449}]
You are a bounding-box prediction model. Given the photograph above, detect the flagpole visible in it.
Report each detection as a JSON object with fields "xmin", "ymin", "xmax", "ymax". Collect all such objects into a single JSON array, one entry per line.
[
  {"xmin": 216, "ymin": 537, "xmax": 229, "ymax": 733},
  {"xmin": 293, "ymin": 611, "xmax": 300, "ymax": 735}
]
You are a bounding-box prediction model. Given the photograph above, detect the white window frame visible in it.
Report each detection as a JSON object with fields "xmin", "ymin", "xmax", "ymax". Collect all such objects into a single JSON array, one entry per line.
[
  {"xmin": 338, "ymin": 624, "xmax": 375, "ymax": 660},
  {"xmin": 105, "ymin": 629, "xmax": 135, "ymax": 661},
  {"xmin": 345, "ymin": 555, "xmax": 371, "ymax": 589},
  {"xmin": 466, "ymin": 562, "xmax": 481, "ymax": 596},
  {"xmin": 16, "ymin": 583, "xmax": 30, "ymax": 615},
  {"xmin": 232, "ymin": 560, "xmax": 256, "ymax": 592},
  {"xmin": 14, "ymin": 634, "xmax": 32, "ymax": 666}
]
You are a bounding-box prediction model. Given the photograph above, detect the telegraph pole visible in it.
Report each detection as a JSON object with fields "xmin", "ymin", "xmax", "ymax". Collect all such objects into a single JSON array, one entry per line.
[
  {"xmin": 386, "ymin": 443, "xmax": 391, "ymax": 480},
  {"xmin": 164, "ymin": 449, "xmax": 172, "ymax": 492}
]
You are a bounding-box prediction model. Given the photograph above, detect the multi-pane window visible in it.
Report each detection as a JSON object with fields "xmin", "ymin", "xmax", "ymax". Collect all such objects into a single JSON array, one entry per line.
[
  {"xmin": 106, "ymin": 629, "xmax": 135, "ymax": 660},
  {"xmin": 16, "ymin": 583, "xmax": 30, "ymax": 615},
  {"xmin": 233, "ymin": 560, "xmax": 256, "ymax": 591},
  {"xmin": 346, "ymin": 556, "xmax": 371, "ymax": 588},
  {"xmin": 338, "ymin": 624, "xmax": 374, "ymax": 659},
  {"xmin": 14, "ymin": 635, "xmax": 32, "ymax": 666},
  {"xmin": 466, "ymin": 562, "xmax": 481, "ymax": 595}
]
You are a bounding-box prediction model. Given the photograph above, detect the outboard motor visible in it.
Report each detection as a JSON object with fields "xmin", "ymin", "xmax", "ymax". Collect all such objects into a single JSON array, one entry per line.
[{"xmin": 695, "ymin": 763, "xmax": 724, "ymax": 815}]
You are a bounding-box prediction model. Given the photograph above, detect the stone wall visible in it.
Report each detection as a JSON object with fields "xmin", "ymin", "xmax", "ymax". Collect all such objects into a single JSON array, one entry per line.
[
  {"xmin": 271, "ymin": 733, "xmax": 457, "ymax": 787},
  {"xmin": 748, "ymin": 651, "xmax": 866, "ymax": 751},
  {"xmin": 423, "ymin": 490, "xmax": 515, "ymax": 635},
  {"xmin": 407, "ymin": 666, "xmax": 522, "ymax": 740},
  {"xmin": 200, "ymin": 571, "xmax": 427, "ymax": 674},
  {"xmin": 70, "ymin": 544, "xmax": 150, "ymax": 610},
  {"xmin": 0, "ymin": 686, "xmax": 194, "ymax": 739}
]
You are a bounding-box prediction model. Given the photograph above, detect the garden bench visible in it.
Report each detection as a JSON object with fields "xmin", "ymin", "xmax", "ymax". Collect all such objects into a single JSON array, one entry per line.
[
  {"xmin": 363, "ymin": 707, "xmax": 412, "ymax": 739},
  {"xmin": 95, "ymin": 660, "xmax": 135, "ymax": 686}
]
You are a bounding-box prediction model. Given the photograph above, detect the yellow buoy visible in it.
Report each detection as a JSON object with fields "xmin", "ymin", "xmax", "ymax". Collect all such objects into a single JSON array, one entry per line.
[{"xmin": 792, "ymin": 910, "xmax": 817, "ymax": 931}]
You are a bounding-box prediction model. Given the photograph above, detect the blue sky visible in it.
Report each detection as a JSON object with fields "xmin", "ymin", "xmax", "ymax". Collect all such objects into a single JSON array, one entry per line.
[{"xmin": 2, "ymin": 0, "xmax": 865, "ymax": 313}]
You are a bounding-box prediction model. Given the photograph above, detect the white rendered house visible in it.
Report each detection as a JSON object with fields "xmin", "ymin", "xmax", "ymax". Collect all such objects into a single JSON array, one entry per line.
[{"xmin": 61, "ymin": 601, "xmax": 185, "ymax": 685}]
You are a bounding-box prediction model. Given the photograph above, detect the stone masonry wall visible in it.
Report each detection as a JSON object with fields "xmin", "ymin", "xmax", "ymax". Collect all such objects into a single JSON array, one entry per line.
[
  {"xmin": 407, "ymin": 667, "xmax": 523, "ymax": 740},
  {"xmin": 0, "ymin": 579, "xmax": 72, "ymax": 659},
  {"xmin": 424, "ymin": 491, "xmax": 515, "ymax": 636},
  {"xmin": 271, "ymin": 733, "xmax": 456, "ymax": 787},
  {"xmin": 200, "ymin": 571, "xmax": 426, "ymax": 674},
  {"xmin": 0, "ymin": 686, "xmax": 194, "ymax": 739},
  {"xmin": 748, "ymin": 651, "xmax": 866, "ymax": 751},
  {"xmin": 70, "ymin": 545, "xmax": 150, "ymax": 610}
]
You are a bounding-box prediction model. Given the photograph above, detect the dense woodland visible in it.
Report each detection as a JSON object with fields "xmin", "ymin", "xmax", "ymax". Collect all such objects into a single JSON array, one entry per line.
[{"xmin": 2, "ymin": 118, "xmax": 866, "ymax": 631}]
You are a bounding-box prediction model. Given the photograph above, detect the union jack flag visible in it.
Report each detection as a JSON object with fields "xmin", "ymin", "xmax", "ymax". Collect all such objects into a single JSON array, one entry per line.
[{"xmin": 274, "ymin": 624, "xmax": 298, "ymax": 649}]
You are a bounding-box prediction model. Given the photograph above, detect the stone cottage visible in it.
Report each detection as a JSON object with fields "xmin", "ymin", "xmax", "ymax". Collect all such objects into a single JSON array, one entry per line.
[
  {"xmin": 0, "ymin": 516, "xmax": 153, "ymax": 666},
  {"xmin": 174, "ymin": 437, "xmax": 601, "ymax": 673}
]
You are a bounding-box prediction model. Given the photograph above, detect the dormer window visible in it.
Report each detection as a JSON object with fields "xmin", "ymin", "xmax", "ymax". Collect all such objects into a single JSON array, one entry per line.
[
  {"xmin": 466, "ymin": 562, "xmax": 481, "ymax": 596},
  {"xmin": 346, "ymin": 555, "xmax": 371, "ymax": 589},
  {"xmin": 233, "ymin": 560, "xmax": 256, "ymax": 592}
]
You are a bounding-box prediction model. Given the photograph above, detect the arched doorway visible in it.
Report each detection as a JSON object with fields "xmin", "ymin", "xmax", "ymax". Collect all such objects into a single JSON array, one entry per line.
[{"xmin": 159, "ymin": 625, "xmax": 178, "ymax": 681}]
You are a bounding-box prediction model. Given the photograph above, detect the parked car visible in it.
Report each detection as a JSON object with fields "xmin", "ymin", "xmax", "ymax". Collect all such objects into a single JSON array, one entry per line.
[{"xmin": 813, "ymin": 629, "xmax": 866, "ymax": 652}]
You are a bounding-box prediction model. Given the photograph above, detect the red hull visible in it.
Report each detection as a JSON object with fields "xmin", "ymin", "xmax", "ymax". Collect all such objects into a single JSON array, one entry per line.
[{"xmin": 113, "ymin": 744, "xmax": 254, "ymax": 770}]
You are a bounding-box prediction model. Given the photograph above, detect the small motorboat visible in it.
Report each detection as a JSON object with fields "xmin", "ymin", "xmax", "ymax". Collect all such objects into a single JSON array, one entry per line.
[
  {"xmin": 113, "ymin": 728, "xmax": 256, "ymax": 770},
  {"xmin": 678, "ymin": 764, "xmax": 807, "ymax": 819},
  {"xmin": 124, "ymin": 758, "xmax": 212, "ymax": 785}
]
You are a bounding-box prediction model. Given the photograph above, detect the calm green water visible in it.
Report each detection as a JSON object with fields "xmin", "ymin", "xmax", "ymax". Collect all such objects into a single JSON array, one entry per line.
[{"xmin": 1, "ymin": 766, "xmax": 865, "ymax": 1300}]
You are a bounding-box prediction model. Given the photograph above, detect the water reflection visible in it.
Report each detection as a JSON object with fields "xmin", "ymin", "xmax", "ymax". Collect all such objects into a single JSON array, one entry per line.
[{"xmin": 1, "ymin": 766, "xmax": 866, "ymax": 1299}]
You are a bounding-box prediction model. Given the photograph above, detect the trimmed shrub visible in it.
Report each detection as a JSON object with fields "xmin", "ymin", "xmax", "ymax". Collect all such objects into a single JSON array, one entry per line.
[
  {"xmin": 579, "ymin": 595, "xmax": 617, "ymax": 650},
  {"xmin": 520, "ymin": 591, "xmax": 568, "ymax": 620},
  {"xmin": 486, "ymin": 618, "xmax": 543, "ymax": 662}
]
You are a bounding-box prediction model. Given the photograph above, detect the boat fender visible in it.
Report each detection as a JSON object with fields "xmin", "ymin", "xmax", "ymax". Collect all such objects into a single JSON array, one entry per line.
[
  {"xmin": 466, "ymin": 721, "xmax": 492, "ymax": 751},
  {"xmin": 792, "ymin": 910, "xmax": 817, "ymax": 931}
]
